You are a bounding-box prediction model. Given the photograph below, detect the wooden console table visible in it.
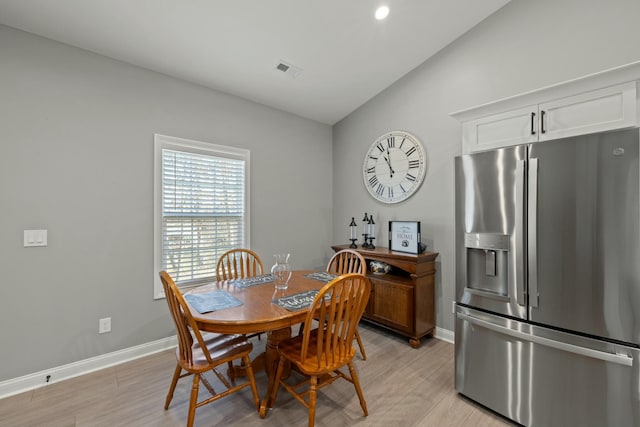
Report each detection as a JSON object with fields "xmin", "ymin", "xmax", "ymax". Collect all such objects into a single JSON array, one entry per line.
[{"xmin": 332, "ymin": 245, "xmax": 438, "ymax": 348}]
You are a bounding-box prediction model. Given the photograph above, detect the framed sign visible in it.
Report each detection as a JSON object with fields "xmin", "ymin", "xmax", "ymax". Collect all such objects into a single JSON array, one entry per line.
[{"xmin": 389, "ymin": 221, "xmax": 421, "ymax": 253}]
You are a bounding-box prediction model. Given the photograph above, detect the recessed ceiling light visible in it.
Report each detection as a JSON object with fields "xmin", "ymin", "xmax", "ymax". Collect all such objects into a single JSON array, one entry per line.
[{"xmin": 375, "ymin": 6, "xmax": 390, "ymax": 20}]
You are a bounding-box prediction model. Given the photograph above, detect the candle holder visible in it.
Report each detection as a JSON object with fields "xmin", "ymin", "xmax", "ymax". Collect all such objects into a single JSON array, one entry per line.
[
  {"xmin": 366, "ymin": 215, "xmax": 376, "ymax": 249},
  {"xmin": 349, "ymin": 217, "xmax": 358, "ymax": 248},
  {"xmin": 366, "ymin": 235, "xmax": 376, "ymax": 249},
  {"xmin": 361, "ymin": 213, "xmax": 370, "ymax": 248}
]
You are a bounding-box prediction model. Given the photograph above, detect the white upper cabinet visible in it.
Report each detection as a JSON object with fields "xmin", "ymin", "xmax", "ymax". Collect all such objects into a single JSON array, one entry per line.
[
  {"xmin": 538, "ymin": 82, "xmax": 636, "ymax": 141},
  {"xmin": 463, "ymin": 104, "xmax": 539, "ymax": 152},
  {"xmin": 452, "ymin": 62, "xmax": 640, "ymax": 154}
]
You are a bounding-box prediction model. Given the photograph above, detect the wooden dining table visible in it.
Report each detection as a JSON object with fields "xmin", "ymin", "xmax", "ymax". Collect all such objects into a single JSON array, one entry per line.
[{"xmin": 183, "ymin": 270, "xmax": 330, "ymax": 413}]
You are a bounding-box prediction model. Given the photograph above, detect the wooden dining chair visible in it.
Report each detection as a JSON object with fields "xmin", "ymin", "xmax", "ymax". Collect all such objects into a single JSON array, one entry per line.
[
  {"xmin": 216, "ymin": 248, "xmax": 264, "ymax": 281},
  {"xmin": 263, "ymin": 273, "xmax": 371, "ymax": 427},
  {"xmin": 326, "ymin": 249, "xmax": 368, "ymax": 360},
  {"xmin": 216, "ymin": 248, "xmax": 265, "ymax": 340},
  {"xmin": 159, "ymin": 271, "xmax": 260, "ymax": 427}
]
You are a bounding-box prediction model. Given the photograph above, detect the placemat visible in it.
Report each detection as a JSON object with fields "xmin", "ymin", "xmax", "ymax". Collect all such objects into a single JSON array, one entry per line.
[
  {"xmin": 305, "ymin": 271, "xmax": 339, "ymax": 283},
  {"xmin": 272, "ymin": 289, "xmax": 331, "ymax": 311},
  {"xmin": 229, "ymin": 274, "xmax": 274, "ymax": 288},
  {"xmin": 184, "ymin": 290, "xmax": 243, "ymax": 313}
]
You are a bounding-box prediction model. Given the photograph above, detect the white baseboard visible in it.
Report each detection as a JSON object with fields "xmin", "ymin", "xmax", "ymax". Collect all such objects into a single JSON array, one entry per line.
[
  {"xmin": 1, "ymin": 327, "xmax": 455, "ymax": 400},
  {"xmin": 0, "ymin": 336, "xmax": 177, "ymax": 400},
  {"xmin": 434, "ymin": 326, "xmax": 454, "ymax": 344}
]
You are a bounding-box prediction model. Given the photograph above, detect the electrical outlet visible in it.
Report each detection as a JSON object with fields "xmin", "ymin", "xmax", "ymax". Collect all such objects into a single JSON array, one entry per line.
[{"xmin": 99, "ymin": 317, "xmax": 111, "ymax": 334}]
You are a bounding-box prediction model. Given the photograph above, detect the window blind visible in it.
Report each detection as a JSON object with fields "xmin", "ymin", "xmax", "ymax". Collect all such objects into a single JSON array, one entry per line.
[{"xmin": 161, "ymin": 148, "xmax": 246, "ymax": 285}]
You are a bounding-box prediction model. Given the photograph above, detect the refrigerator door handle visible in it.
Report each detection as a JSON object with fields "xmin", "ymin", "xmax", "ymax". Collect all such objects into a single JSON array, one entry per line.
[
  {"xmin": 515, "ymin": 160, "xmax": 526, "ymax": 306},
  {"xmin": 528, "ymin": 158, "xmax": 539, "ymax": 307},
  {"xmin": 457, "ymin": 312, "xmax": 633, "ymax": 367}
]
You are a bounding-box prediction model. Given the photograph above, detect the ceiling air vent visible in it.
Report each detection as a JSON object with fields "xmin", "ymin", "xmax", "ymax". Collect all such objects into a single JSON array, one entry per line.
[{"xmin": 276, "ymin": 60, "xmax": 303, "ymax": 78}]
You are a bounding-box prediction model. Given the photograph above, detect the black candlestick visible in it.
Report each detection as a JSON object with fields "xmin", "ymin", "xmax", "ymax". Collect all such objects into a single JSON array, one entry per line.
[
  {"xmin": 367, "ymin": 236, "xmax": 376, "ymax": 249},
  {"xmin": 349, "ymin": 217, "xmax": 358, "ymax": 248}
]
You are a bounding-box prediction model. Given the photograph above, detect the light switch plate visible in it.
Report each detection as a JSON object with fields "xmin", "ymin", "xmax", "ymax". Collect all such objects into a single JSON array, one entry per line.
[
  {"xmin": 24, "ymin": 230, "xmax": 48, "ymax": 247},
  {"xmin": 99, "ymin": 317, "xmax": 111, "ymax": 334}
]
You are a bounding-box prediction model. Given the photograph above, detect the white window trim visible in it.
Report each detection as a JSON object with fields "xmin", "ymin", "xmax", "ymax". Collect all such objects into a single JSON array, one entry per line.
[{"xmin": 153, "ymin": 134, "xmax": 250, "ymax": 299}]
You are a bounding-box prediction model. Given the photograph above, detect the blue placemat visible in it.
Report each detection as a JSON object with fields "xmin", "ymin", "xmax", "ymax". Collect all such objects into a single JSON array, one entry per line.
[
  {"xmin": 229, "ymin": 274, "xmax": 274, "ymax": 288},
  {"xmin": 272, "ymin": 289, "xmax": 331, "ymax": 311},
  {"xmin": 305, "ymin": 272, "xmax": 339, "ymax": 283},
  {"xmin": 184, "ymin": 290, "xmax": 243, "ymax": 313}
]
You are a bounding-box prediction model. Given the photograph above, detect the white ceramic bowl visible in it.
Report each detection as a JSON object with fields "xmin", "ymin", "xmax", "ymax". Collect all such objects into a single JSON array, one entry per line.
[{"xmin": 370, "ymin": 260, "xmax": 391, "ymax": 275}]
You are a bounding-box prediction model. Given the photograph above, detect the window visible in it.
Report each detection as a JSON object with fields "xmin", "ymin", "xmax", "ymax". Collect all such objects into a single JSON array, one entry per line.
[{"xmin": 154, "ymin": 134, "xmax": 250, "ymax": 298}]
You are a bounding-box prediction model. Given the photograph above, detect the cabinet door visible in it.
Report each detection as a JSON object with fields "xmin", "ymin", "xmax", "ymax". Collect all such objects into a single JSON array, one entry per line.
[
  {"xmin": 539, "ymin": 82, "xmax": 637, "ymax": 141},
  {"xmin": 369, "ymin": 278, "xmax": 414, "ymax": 334},
  {"xmin": 462, "ymin": 105, "xmax": 538, "ymax": 153}
]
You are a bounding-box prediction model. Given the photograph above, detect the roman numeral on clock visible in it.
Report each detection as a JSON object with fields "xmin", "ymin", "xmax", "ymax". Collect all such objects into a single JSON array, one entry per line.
[
  {"xmin": 405, "ymin": 146, "xmax": 416, "ymax": 157},
  {"xmin": 408, "ymin": 159, "xmax": 421, "ymax": 169},
  {"xmin": 387, "ymin": 136, "xmax": 395, "ymax": 148},
  {"xmin": 369, "ymin": 175, "xmax": 379, "ymax": 186}
]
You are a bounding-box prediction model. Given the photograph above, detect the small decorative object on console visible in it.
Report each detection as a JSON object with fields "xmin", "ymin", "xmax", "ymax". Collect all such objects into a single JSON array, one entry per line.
[
  {"xmin": 370, "ymin": 260, "xmax": 391, "ymax": 275},
  {"xmin": 365, "ymin": 215, "xmax": 376, "ymax": 249},
  {"xmin": 389, "ymin": 221, "xmax": 421, "ymax": 254},
  {"xmin": 349, "ymin": 217, "xmax": 358, "ymax": 248},
  {"xmin": 361, "ymin": 213, "xmax": 370, "ymax": 247}
]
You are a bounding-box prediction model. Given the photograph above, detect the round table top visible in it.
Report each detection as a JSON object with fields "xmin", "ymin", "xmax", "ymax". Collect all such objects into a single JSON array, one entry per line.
[{"xmin": 185, "ymin": 270, "xmax": 328, "ymax": 334}]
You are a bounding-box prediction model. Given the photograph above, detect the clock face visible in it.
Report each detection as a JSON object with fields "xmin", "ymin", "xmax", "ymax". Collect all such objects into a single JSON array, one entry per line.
[{"xmin": 362, "ymin": 131, "xmax": 426, "ymax": 203}]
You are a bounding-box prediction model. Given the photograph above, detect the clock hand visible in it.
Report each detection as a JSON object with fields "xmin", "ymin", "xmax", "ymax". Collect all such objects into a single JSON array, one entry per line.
[
  {"xmin": 383, "ymin": 156, "xmax": 395, "ymax": 177},
  {"xmin": 386, "ymin": 147, "xmax": 395, "ymax": 176}
]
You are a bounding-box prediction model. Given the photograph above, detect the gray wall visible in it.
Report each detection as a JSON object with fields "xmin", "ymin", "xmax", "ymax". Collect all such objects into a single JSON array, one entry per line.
[
  {"xmin": 0, "ymin": 25, "xmax": 332, "ymax": 381},
  {"xmin": 4, "ymin": 0, "xmax": 640, "ymax": 384},
  {"xmin": 333, "ymin": 0, "xmax": 640, "ymax": 333}
]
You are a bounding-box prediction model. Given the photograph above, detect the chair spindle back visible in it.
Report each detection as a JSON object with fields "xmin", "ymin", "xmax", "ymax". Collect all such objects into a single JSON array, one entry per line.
[
  {"xmin": 300, "ymin": 273, "xmax": 370, "ymax": 369},
  {"xmin": 216, "ymin": 248, "xmax": 264, "ymax": 281},
  {"xmin": 327, "ymin": 249, "xmax": 366, "ymax": 275}
]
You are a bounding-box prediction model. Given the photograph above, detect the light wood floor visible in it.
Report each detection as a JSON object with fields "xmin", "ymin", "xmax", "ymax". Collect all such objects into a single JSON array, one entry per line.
[{"xmin": 0, "ymin": 323, "xmax": 514, "ymax": 426}]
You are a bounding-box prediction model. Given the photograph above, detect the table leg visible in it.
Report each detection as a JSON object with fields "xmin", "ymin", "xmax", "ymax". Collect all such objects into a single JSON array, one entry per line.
[
  {"xmin": 259, "ymin": 327, "xmax": 291, "ymax": 417},
  {"xmin": 227, "ymin": 327, "xmax": 291, "ymax": 383},
  {"xmin": 264, "ymin": 327, "xmax": 291, "ymax": 379}
]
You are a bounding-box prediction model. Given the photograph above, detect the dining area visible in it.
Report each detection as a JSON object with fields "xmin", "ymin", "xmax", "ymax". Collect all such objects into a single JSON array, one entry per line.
[
  {"xmin": 160, "ymin": 248, "xmax": 372, "ymax": 427},
  {"xmin": 0, "ymin": 245, "xmax": 501, "ymax": 427}
]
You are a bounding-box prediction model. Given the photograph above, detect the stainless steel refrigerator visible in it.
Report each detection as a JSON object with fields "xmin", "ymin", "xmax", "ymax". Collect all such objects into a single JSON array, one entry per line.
[{"xmin": 454, "ymin": 128, "xmax": 640, "ymax": 426}]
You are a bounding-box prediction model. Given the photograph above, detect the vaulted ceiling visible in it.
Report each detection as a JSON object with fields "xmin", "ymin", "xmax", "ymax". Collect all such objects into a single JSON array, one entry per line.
[{"xmin": 0, "ymin": 0, "xmax": 510, "ymax": 124}]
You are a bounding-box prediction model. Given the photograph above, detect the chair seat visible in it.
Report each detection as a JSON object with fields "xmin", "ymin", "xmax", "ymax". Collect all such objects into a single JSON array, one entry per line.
[
  {"xmin": 277, "ymin": 328, "xmax": 356, "ymax": 375},
  {"xmin": 179, "ymin": 333, "xmax": 252, "ymax": 373}
]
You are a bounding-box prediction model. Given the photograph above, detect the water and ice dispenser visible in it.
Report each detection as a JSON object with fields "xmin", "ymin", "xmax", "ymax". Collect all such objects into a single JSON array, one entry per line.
[{"xmin": 464, "ymin": 233, "xmax": 510, "ymax": 300}]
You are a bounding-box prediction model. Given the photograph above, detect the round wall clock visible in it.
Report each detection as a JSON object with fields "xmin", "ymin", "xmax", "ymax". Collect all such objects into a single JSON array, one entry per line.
[{"xmin": 362, "ymin": 130, "xmax": 427, "ymax": 204}]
